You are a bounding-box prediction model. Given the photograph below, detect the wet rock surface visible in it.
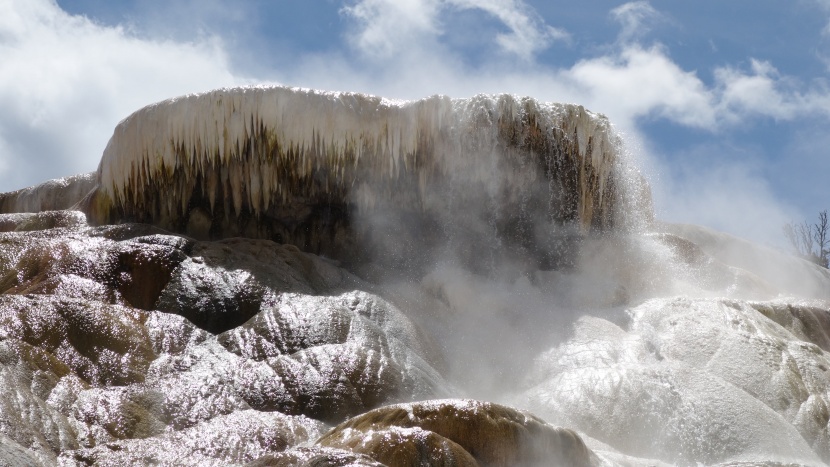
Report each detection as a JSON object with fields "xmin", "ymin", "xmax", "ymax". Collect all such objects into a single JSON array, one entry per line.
[
  {"xmin": 155, "ymin": 239, "xmax": 358, "ymax": 333},
  {"xmin": 0, "ymin": 213, "xmax": 453, "ymax": 465},
  {"xmin": 246, "ymin": 446, "xmax": 385, "ymax": 467},
  {"xmin": 317, "ymin": 399, "xmax": 598, "ymax": 467},
  {"xmin": 4, "ymin": 88, "xmax": 830, "ymax": 466},
  {"xmin": 519, "ymin": 297, "xmax": 830, "ymax": 465},
  {"xmin": 62, "ymin": 410, "xmax": 326, "ymax": 466},
  {"xmin": 1, "ymin": 217, "xmax": 830, "ymax": 465}
]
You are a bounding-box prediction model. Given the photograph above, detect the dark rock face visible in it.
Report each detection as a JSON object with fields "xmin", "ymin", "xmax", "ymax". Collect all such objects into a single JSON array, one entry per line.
[
  {"xmin": 155, "ymin": 238, "xmax": 355, "ymax": 333},
  {"xmin": 751, "ymin": 301, "xmax": 830, "ymax": 352},
  {"xmin": 0, "ymin": 214, "xmax": 190, "ymax": 310}
]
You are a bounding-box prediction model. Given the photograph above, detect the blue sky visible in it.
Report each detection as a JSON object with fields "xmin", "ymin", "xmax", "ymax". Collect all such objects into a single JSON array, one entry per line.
[{"xmin": 2, "ymin": 0, "xmax": 829, "ymax": 247}]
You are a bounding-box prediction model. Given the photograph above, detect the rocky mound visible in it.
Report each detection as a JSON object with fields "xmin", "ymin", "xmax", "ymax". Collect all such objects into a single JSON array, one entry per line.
[
  {"xmin": 2, "ymin": 87, "xmax": 829, "ymax": 466},
  {"xmin": 0, "ymin": 211, "xmax": 451, "ymax": 465},
  {"xmin": 314, "ymin": 399, "xmax": 598, "ymax": 467},
  {"xmin": 2, "ymin": 87, "xmax": 653, "ymax": 273}
]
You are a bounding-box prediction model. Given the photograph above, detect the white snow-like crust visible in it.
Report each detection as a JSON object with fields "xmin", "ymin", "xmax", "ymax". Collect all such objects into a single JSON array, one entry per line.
[
  {"xmin": 97, "ymin": 86, "xmax": 634, "ymax": 229},
  {"xmin": 0, "ymin": 173, "xmax": 96, "ymax": 214},
  {"xmin": 520, "ymin": 296, "xmax": 830, "ymax": 465}
]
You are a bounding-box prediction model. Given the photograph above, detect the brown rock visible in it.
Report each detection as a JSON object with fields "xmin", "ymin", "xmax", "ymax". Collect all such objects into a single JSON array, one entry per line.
[
  {"xmin": 318, "ymin": 399, "xmax": 598, "ymax": 467},
  {"xmin": 247, "ymin": 446, "xmax": 385, "ymax": 467},
  {"xmin": 0, "ymin": 295, "xmax": 155, "ymax": 386},
  {"xmin": 751, "ymin": 300, "xmax": 830, "ymax": 352}
]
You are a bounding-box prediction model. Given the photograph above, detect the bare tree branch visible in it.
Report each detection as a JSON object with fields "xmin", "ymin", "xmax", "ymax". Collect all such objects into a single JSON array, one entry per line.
[
  {"xmin": 799, "ymin": 221, "xmax": 814, "ymax": 258},
  {"xmin": 815, "ymin": 210, "xmax": 829, "ymax": 268},
  {"xmin": 785, "ymin": 221, "xmax": 812, "ymax": 256},
  {"xmin": 784, "ymin": 211, "xmax": 829, "ymax": 268}
]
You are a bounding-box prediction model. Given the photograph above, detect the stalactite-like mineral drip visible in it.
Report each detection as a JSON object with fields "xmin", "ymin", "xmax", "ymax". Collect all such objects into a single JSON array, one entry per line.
[{"xmin": 84, "ymin": 86, "xmax": 651, "ymax": 267}]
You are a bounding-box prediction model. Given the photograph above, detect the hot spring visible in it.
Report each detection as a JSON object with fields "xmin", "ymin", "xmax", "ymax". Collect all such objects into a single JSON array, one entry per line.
[{"xmin": 0, "ymin": 86, "xmax": 828, "ymax": 466}]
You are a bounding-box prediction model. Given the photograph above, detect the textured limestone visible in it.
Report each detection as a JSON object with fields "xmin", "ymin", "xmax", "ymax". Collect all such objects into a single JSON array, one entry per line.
[
  {"xmin": 2, "ymin": 85, "xmax": 829, "ymax": 465},
  {"xmin": 61, "ymin": 410, "xmax": 326, "ymax": 466},
  {"xmin": 0, "ymin": 87, "xmax": 654, "ymax": 274},
  {"xmin": 317, "ymin": 399, "xmax": 598, "ymax": 467},
  {"xmin": 519, "ymin": 297, "xmax": 830, "ymax": 465},
  {"xmin": 0, "ymin": 173, "xmax": 96, "ymax": 214},
  {"xmin": 0, "ymin": 217, "xmax": 450, "ymax": 464},
  {"xmin": 69, "ymin": 87, "xmax": 651, "ymax": 270}
]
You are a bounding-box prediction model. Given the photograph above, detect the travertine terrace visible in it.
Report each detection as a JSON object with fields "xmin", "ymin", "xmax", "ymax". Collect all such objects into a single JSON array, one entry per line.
[{"xmin": 77, "ymin": 86, "xmax": 649, "ymax": 265}]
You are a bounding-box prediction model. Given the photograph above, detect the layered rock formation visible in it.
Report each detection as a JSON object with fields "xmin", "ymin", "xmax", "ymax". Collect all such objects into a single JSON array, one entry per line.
[
  {"xmin": 0, "ymin": 173, "xmax": 95, "ymax": 215},
  {"xmin": 0, "ymin": 211, "xmax": 617, "ymax": 466},
  {"xmin": 1, "ymin": 87, "xmax": 830, "ymax": 466},
  {"xmin": 0, "ymin": 212, "xmax": 452, "ymax": 465},
  {"xmin": 315, "ymin": 400, "xmax": 598, "ymax": 466},
  {"xmin": 4, "ymin": 87, "xmax": 652, "ymax": 272}
]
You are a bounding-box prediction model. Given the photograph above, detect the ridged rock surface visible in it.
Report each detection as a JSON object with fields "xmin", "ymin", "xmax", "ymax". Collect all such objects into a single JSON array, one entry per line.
[
  {"xmin": 518, "ymin": 297, "xmax": 830, "ymax": 465},
  {"xmin": 1, "ymin": 210, "xmax": 830, "ymax": 466},
  {"xmin": 316, "ymin": 399, "xmax": 598, "ymax": 467},
  {"xmin": 0, "ymin": 211, "xmax": 451, "ymax": 465},
  {"xmin": 10, "ymin": 87, "xmax": 648, "ymax": 272}
]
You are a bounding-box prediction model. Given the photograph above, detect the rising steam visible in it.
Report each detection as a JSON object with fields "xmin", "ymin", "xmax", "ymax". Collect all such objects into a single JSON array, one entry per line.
[{"xmin": 83, "ymin": 86, "xmax": 651, "ymax": 271}]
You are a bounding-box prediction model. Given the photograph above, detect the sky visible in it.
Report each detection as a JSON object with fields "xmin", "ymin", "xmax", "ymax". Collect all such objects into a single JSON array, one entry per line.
[{"xmin": 1, "ymin": 0, "xmax": 829, "ymax": 248}]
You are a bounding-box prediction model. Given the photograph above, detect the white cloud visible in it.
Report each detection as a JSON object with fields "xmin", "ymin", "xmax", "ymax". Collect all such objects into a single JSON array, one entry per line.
[
  {"xmin": 340, "ymin": 0, "xmax": 567, "ymax": 61},
  {"xmin": 336, "ymin": 0, "xmax": 830, "ymax": 133},
  {"xmin": 712, "ymin": 59, "xmax": 830, "ymax": 123},
  {"xmin": 716, "ymin": 60, "xmax": 795, "ymax": 119},
  {"xmin": 449, "ymin": 0, "xmax": 569, "ymax": 59},
  {"xmin": 0, "ymin": 0, "xmax": 249, "ymax": 191},
  {"xmin": 562, "ymin": 48, "xmax": 830, "ymax": 133},
  {"xmin": 563, "ymin": 44, "xmax": 716, "ymax": 128},
  {"xmin": 610, "ymin": 1, "xmax": 663, "ymax": 44},
  {"xmin": 341, "ymin": 0, "xmax": 443, "ymax": 60}
]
